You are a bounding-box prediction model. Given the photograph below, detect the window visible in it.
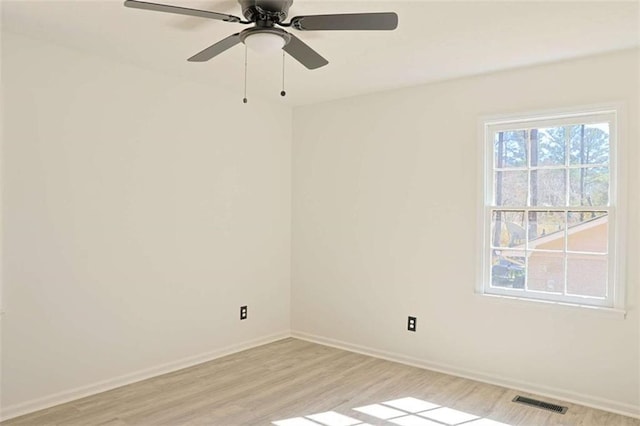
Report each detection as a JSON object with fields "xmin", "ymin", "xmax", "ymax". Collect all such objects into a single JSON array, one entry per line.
[{"xmin": 480, "ymin": 108, "xmax": 623, "ymax": 309}]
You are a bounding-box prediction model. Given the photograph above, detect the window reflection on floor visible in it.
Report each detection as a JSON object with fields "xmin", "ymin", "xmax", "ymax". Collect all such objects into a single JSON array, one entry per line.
[{"xmin": 272, "ymin": 396, "xmax": 511, "ymax": 426}]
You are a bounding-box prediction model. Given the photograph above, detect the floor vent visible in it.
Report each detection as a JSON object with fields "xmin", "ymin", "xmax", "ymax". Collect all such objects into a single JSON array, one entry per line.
[{"xmin": 512, "ymin": 395, "xmax": 568, "ymax": 414}]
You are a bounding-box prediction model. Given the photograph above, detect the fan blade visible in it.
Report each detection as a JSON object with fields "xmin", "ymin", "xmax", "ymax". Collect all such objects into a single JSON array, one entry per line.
[
  {"xmin": 174, "ymin": 1, "xmax": 238, "ymax": 30},
  {"xmin": 283, "ymin": 33, "xmax": 328, "ymax": 70},
  {"xmin": 290, "ymin": 12, "xmax": 398, "ymax": 31},
  {"xmin": 188, "ymin": 33, "xmax": 242, "ymax": 62},
  {"xmin": 124, "ymin": 0, "xmax": 242, "ymax": 23}
]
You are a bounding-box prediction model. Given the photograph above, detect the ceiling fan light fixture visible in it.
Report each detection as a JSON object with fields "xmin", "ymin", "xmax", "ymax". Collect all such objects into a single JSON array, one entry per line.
[{"xmin": 243, "ymin": 32, "xmax": 286, "ymax": 54}]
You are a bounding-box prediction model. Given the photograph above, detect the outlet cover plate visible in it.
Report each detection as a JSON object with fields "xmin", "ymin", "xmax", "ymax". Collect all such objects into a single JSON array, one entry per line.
[{"xmin": 407, "ymin": 316, "xmax": 417, "ymax": 332}]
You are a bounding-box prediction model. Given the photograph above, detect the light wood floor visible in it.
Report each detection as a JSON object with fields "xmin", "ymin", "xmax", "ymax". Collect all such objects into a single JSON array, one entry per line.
[{"xmin": 2, "ymin": 338, "xmax": 638, "ymax": 425}]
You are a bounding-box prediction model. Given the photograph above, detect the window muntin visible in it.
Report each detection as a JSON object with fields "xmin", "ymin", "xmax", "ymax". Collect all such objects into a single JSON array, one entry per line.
[{"xmin": 482, "ymin": 111, "xmax": 618, "ymax": 307}]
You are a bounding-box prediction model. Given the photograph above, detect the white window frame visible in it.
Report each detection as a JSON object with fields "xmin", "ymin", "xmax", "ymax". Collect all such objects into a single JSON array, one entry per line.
[{"xmin": 477, "ymin": 106, "xmax": 626, "ymax": 313}]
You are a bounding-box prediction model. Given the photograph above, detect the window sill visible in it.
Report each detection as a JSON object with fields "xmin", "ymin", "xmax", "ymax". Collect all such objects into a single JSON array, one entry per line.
[{"xmin": 475, "ymin": 292, "xmax": 627, "ymax": 319}]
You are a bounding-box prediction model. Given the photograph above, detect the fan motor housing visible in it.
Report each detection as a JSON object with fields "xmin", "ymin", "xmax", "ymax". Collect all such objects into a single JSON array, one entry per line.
[{"xmin": 238, "ymin": 0, "xmax": 293, "ymax": 23}]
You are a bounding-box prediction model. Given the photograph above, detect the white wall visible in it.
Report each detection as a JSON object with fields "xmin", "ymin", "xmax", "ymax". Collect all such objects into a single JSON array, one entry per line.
[
  {"xmin": 1, "ymin": 32, "xmax": 291, "ymax": 414},
  {"xmin": 292, "ymin": 49, "xmax": 640, "ymax": 416}
]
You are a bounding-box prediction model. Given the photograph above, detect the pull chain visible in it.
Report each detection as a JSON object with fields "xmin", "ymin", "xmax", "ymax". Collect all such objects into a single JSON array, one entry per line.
[
  {"xmin": 243, "ymin": 45, "xmax": 248, "ymax": 104},
  {"xmin": 280, "ymin": 50, "xmax": 286, "ymax": 97}
]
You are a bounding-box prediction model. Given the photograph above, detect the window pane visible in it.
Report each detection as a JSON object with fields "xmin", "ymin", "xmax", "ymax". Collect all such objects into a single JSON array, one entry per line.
[
  {"xmin": 527, "ymin": 211, "xmax": 565, "ymax": 250},
  {"xmin": 486, "ymin": 111, "xmax": 616, "ymax": 308},
  {"xmin": 494, "ymin": 170, "xmax": 527, "ymax": 206},
  {"xmin": 491, "ymin": 211, "xmax": 525, "ymax": 248},
  {"xmin": 491, "ymin": 250, "xmax": 525, "ymax": 289},
  {"xmin": 494, "ymin": 130, "xmax": 527, "ymax": 168},
  {"xmin": 527, "ymin": 252, "xmax": 564, "ymax": 293},
  {"xmin": 533, "ymin": 127, "xmax": 565, "ymax": 166},
  {"xmin": 569, "ymin": 167, "xmax": 609, "ymax": 206},
  {"xmin": 570, "ymin": 123, "xmax": 609, "ymax": 166},
  {"xmin": 530, "ymin": 169, "xmax": 566, "ymax": 206},
  {"xmin": 567, "ymin": 212, "xmax": 608, "ymax": 253},
  {"xmin": 567, "ymin": 255, "xmax": 607, "ymax": 298}
]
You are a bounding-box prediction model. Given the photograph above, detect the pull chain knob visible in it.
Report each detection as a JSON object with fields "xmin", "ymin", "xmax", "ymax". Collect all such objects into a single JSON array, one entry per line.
[
  {"xmin": 243, "ymin": 45, "xmax": 248, "ymax": 104},
  {"xmin": 280, "ymin": 50, "xmax": 286, "ymax": 97}
]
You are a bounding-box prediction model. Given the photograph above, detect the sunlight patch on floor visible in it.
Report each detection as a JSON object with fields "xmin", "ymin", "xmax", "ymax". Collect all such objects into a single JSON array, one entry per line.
[
  {"xmin": 273, "ymin": 417, "xmax": 325, "ymax": 426},
  {"xmin": 383, "ymin": 397, "xmax": 440, "ymax": 413},
  {"xmin": 354, "ymin": 404, "xmax": 408, "ymax": 419},
  {"xmin": 389, "ymin": 415, "xmax": 442, "ymax": 426},
  {"xmin": 272, "ymin": 396, "xmax": 512, "ymax": 426},
  {"xmin": 272, "ymin": 411, "xmax": 372, "ymax": 426},
  {"xmin": 306, "ymin": 411, "xmax": 364, "ymax": 426},
  {"xmin": 418, "ymin": 407, "xmax": 480, "ymax": 424}
]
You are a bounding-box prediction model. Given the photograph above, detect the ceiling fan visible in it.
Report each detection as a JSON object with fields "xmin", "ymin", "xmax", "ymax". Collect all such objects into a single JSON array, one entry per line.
[{"xmin": 124, "ymin": 0, "xmax": 398, "ymax": 70}]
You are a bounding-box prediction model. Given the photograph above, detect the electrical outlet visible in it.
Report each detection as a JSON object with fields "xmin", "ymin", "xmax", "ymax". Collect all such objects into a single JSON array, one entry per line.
[
  {"xmin": 240, "ymin": 305, "xmax": 248, "ymax": 320},
  {"xmin": 407, "ymin": 316, "xmax": 417, "ymax": 332}
]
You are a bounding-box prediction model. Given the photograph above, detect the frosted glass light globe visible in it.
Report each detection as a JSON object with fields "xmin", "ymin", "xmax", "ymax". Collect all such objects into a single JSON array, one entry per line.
[{"xmin": 244, "ymin": 32, "xmax": 286, "ymax": 54}]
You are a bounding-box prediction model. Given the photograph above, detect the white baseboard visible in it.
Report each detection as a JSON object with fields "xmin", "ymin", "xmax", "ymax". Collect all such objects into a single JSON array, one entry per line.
[
  {"xmin": 291, "ymin": 330, "xmax": 640, "ymax": 420},
  {"xmin": 0, "ymin": 331, "xmax": 291, "ymax": 422}
]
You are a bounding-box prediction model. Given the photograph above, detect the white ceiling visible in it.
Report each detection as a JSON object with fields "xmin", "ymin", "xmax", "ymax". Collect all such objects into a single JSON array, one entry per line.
[{"xmin": 2, "ymin": 0, "xmax": 639, "ymax": 106}]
